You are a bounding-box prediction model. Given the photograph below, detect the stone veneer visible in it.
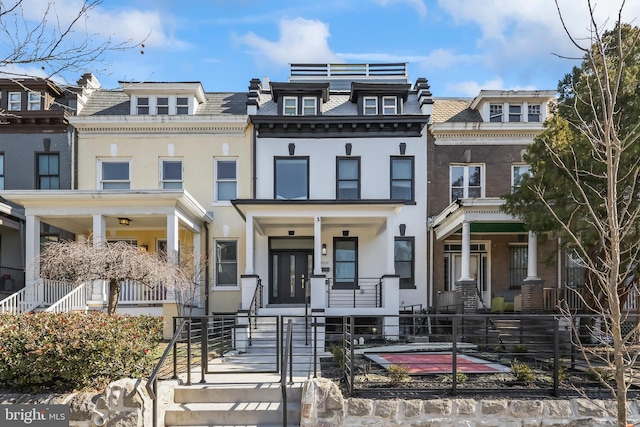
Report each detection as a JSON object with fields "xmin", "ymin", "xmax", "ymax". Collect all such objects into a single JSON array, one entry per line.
[{"xmin": 301, "ymin": 378, "xmax": 640, "ymax": 427}]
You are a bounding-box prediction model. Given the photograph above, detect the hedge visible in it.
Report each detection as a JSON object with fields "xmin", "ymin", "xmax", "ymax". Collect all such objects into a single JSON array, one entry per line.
[{"xmin": 0, "ymin": 312, "xmax": 163, "ymax": 393}]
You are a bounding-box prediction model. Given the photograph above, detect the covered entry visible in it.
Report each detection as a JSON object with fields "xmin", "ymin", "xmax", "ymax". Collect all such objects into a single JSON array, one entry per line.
[{"xmin": 269, "ymin": 237, "xmax": 313, "ymax": 305}]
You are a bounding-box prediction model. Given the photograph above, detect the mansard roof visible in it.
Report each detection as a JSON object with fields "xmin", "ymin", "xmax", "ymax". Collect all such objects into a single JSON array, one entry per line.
[{"xmin": 432, "ymin": 98, "xmax": 481, "ymax": 123}]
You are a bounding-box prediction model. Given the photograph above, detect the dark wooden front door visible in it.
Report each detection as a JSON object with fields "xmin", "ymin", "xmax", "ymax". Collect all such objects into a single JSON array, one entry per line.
[{"xmin": 270, "ymin": 250, "xmax": 312, "ymax": 304}]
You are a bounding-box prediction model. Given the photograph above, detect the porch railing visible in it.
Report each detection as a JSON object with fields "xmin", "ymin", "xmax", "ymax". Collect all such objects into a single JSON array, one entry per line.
[
  {"xmin": 118, "ymin": 280, "xmax": 172, "ymax": 304},
  {"xmin": 326, "ymin": 277, "xmax": 382, "ymax": 308},
  {"xmin": 45, "ymin": 282, "xmax": 88, "ymax": 313},
  {"xmin": 0, "ymin": 285, "xmax": 39, "ymax": 314},
  {"xmin": 43, "ymin": 279, "xmax": 74, "ymax": 306},
  {"xmin": 435, "ymin": 290, "xmax": 463, "ymax": 313},
  {"xmin": 543, "ymin": 286, "xmax": 640, "ymax": 312}
]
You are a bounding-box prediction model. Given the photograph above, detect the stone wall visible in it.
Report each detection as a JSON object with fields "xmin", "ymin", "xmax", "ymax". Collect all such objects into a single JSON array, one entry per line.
[
  {"xmin": 0, "ymin": 378, "xmax": 150, "ymax": 427},
  {"xmin": 301, "ymin": 378, "xmax": 640, "ymax": 427}
]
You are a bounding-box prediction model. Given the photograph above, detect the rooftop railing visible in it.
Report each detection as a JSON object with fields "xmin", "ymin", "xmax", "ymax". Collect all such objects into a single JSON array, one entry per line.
[{"xmin": 290, "ymin": 63, "xmax": 407, "ymax": 78}]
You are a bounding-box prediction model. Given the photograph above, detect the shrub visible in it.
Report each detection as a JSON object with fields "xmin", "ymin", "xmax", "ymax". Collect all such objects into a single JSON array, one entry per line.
[
  {"xmin": 329, "ymin": 344, "xmax": 344, "ymax": 368},
  {"xmin": 510, "ymin": 361, "xmax": 535, "ymax": 384},
  {"xmin": 0, "ymin": 312, "xmax": 163, "ymax": 393},
  {"xmin": 511, "ymin": 345, "xmax": 529, "ymax": 354},
  {"xmin": 387, "ymin": 363, "xmax": 409, "ymax": 382},
  {"xmin": 456, "ymin": 369, "xmax": 468, "ymax": 383},
  {"xmin": 586, "ymin": 366, "xmax": 614, "ymax": 382}
]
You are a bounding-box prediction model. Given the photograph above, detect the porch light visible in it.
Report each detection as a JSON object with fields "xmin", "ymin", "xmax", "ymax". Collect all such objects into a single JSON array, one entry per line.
[
  {"xmin": 322, "ymin": 244, "xmax": 327, "ymax": 255},
  {"xmin": 118, "ymin": 217, "xmax": 131, "ymax": 226}
]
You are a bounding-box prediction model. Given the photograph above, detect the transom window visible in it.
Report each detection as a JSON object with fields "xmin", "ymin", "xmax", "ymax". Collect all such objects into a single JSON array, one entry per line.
[
  {"xmin": 336, "ymin": 157, "xmax": 360, "ymax": 200},
  {"xmin": 390, "ymin": 157, "xmax": 414, "ymax": 201},
  {"xmin": 274, "ymin": 157, "xmax": 308, "ymax": 200},
  {"xmin": 528, "ymin": 104, "xmax": 541, "ymax": 122},
  {"xmin": 283, "ymin": 97, "xmax": 297, "ymax": 115},
  {"xmin": 363, "ymin": 97, "xmax": 378, "ymax": 115},
  {"xmin": 156, "ymin": 97, "xmax": 169, "ymax": 114},
  {"xmin": 512, "ymin": 164, "xmax": 530, "ymax": 191},
  {"xmin": 100, "ymin": 160, "xmax": 130, "ymax": 189},
  {"xmin": 8, "ymin": 92, "xmax": 21, "ymax": 111},
  {"xmin": 450, "ymin": 164, "xmax": 483, "ymax": 201},
  {"xmin": 382, "ymin": 96, "xmax": 397, "ymax": 115},
  {"xmin": 37, "ymin": 153, "xmax": 60, "ymax": 189},
  {"xmin": 176, "ymin": 97, "xmax": 189, "ymax": 114},
  {"xmin": 216, "ymin": 240, "xmax": 238, "ymax": 287},
  {"xmin": 28, "ymin": 92, "xmax": 40, "ymax": 110},
  {"xmin": 395, "ymin": 237, "xmax": 415, "ymax": 289},
  {"xmin": 161, "ymin": 159, "xmax": 183, "ymax": 189},
  {"xmin": 215, "ymin": 159, "xmax": 237, "ymax": 201},
  {"xmin": 509, "ymin": 104, "xmax": 522, "ymax": 122},
  {"xmin": 136, "ymin": 97, "xmax": 149, "ymax": 115},
  {"xmin": 334, "ymin": 237, "xmax": 357, "ymax": 287},
  {"xmin": 489, "ymin": 104, "xmax": 503, "ymax": 122}
]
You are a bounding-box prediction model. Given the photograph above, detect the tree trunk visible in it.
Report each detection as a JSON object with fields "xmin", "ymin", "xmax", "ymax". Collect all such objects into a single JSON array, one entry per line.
[{"xmin": 107, "ymin": 279, "xmax": 120, "ymax": 315}]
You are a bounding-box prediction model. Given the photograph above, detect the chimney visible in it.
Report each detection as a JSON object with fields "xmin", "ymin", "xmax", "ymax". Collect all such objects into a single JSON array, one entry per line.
[
  {"xmin": 246, "ymin": 78, "xmax": 261, "ymax": 115},
  {"xmin": 415, "ymin": 77, "xmax": 433, "ymax": 122}
]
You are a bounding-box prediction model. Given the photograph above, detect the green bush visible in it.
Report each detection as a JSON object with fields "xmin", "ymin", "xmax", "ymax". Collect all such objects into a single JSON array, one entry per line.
[
  {"xmin": 0, "ymin": 312, "xmax": 163, "ymax": 393},
  {"xmin": 511, "ymin": 345, "xmax": 528, "ymax": 354},
  {"xmin": 510, "ymin": 361, "xmax": 535, "ymax": 384},
  {"xmin": 586, "ymin": 366, "xmax": 614, "ymax": 382},
  {"xmin": 387, "ymin": 363, "xmax": 409, "ymax": 382},
  {"xmin": 329, "ymin": 344, "xmax": 345, "ymax": 368},
  {"xmin": 456, "ymin": 369, "xmax": 468, "ymax": 383}
]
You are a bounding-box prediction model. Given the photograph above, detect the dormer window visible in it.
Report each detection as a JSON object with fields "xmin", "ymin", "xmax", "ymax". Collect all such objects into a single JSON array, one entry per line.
[
  {"xmin": 364, "ymin": 97, "xmax": 378, "ymax": 115},
  {"xmin": 176, "ymin": 97, "xmax": 189, "ymax": 114},
  {"xmin": 8, "ymin": 92, "xmax": 21, "ymax": 111},
  {"xmin": 137, "ymin": 97, "xmax": 149, "ymax": 115},
  {"xmin": 28, "ymin": 92, "xmax": 40, "ymax": 110},
  {"xmin": 489, "ymin": 104, "xmax": 502, "ymax": 122},
  {"xmin": 383, "ymin": 96, "xmax": 397, "ymax": 115},
  {"xmin": 283, "ymin": 97, "xmax": 297, "ymax": 115},
  {"xmin": 509, "ymin": 104, "xmax": 522, "ymax": 122},
  {"xmin": 528, "ymin": 104, "xmax": 541, "ymax": 122},
  {"xmin": 157, "ymin": 97, "xmax": 169, "ymax": 114},
  {"xmin": 302, "ymin": 97, "xmax": 316, "ymax": 115}
]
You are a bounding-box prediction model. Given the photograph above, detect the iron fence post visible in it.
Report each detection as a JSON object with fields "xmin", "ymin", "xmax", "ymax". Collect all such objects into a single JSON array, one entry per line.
[
  {"xmin": 186, "ymin": 318, "xmax": 192, "ymax": 386},
  {"xmin": 350, "ymin": 315, "xmax": 355, "ymax": 396},
  {"xmin": 172, "ymin": 317, "xmax": 178, "ymax": 379},
  {"xmin": 452, "ymin": 315, "xmax": 458, "ymax": 395},
  {"xmin": 553, "ymin": 316, "xmax": 560, "ymax": 397},
  {"xmin": 200, "ymin": 316, "xmax": 207, "ymax": 383},
  {"xmin": 313, "ymin": 315, "xmax": 318, "ymax": 378}
]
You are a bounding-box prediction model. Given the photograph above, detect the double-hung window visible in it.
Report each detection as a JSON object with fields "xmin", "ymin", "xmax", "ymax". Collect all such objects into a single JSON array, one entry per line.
[
  {"xmin": 395, "ymin": 237, "xmax": 415, "ymax": 288},
  {"xmin": 176, "ymin": 97, "xmax": 189, "ymax": 115},
  {"xmin": 336, "ymin": 157, "xmax": 360, "ymax": 200},
  {"xmin": 509, "ymin": 104, "xmax": 522, "ymax": 122},
  {"xmin": 489, "ymin": 104, "xmax": 502, "ymax": 122},
  {"xmin": 215, "ymin": 159, "xmax": 237, "ymax": 201},
  {"xmin": 161, "ymin": 159, "xmax": 183, "ymax": 189},
  {"xmin": 363, "ymin": 97, "xmax": 378, "ymax": 115},
  {"xmin": 528, "ymin": 104, "xmax": 541, "ymax": 122},
  {"xmin": 302, "ymin": 97, "xmax": 316, "ymax": 115},
  {"xmin": 136, "ymin": 97, "xmax": 149, "ymax": 115},
  {"xmin": 28, "ymin": 92, "xmax": 40, "ymax": 110},
  {"xmin": 450, "ymin": 164, "xmax": 483, "ymax": 201},
  {"xmin": 37, "ymin": 153, "xmax": 60, "ymax": 189},
  {"xmin": 274, "ymin": 157, "xmax": 308, "ymax": 200},
  {"xmin": 382, "ymin": 96, "xmax": 397, "ymax": 115},
  {"xmin": 511, "ymin": 164, "xmax": 530, "ymax": 191},
  {"xmin": 334, "ymin": 237, "xmax": 357, "ymax": 287},
  {"xmin": 8, "ymin": 92, "xmax": 21, "ymax": 111},
  {"xmin": 215, "ymin": 240, "xmax": 238, "ymax": 287},
  {"xmin": 156, "ymin": 97, "xmax": 169, "ymax": 114},
  {"xmin": 390, "ymin": 157, "xmax": 414, "ymax": 201},
  {"xmin": 283, "ymin": 97, "xmax": 297, "ymax": 115},
  {"xmin": 100, "ymin": 160, "xmax": 130, "ymax": 189}
]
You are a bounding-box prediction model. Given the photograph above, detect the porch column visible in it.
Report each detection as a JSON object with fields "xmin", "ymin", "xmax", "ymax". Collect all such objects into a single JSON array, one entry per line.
[
  {"xmin": 459, "ymin": 221, "xmax": 473, "ymax": 281},
  {"xmin": 522, "ymin": 231, "xmax": 545, "ymax": 312},
  {"xmin": 245, "ymin": 214, "xmax": 254, "ymax": 275},
  {"xmin": 386, "ymin": 214, "xmax": 395, "ymax": 274},
  {"xmin": 24, "ymin": 215, "xmax": 40, "ymax": 290},
  {"xmin": 90, "ymin": 215, "xmax": 107, "ymax": 305},
  {"xmin": 92, "ymin": 214, "xmax": 106, "ymax": 245},
  {"xmin": 166, "ymin": 213, "xmax": 179, "ymax": 265},
  {"xmin": 525, "ymin": 231, "xmax": 540, "ymax": 281},
  {"xmin": 314, "ymin": 216, "xmax": 322, "ymax": 276}
]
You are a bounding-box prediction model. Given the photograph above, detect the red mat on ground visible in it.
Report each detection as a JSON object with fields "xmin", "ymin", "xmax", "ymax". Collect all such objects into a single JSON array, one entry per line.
[{"xmin": 374, "ymin": 353, "xmax": 504, "ymax": 374}]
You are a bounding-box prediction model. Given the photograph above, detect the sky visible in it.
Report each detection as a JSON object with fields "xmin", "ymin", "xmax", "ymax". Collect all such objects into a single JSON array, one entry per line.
[{"xmin": 5, "ymin": 0, "xmax": 640, "ymax": 97}]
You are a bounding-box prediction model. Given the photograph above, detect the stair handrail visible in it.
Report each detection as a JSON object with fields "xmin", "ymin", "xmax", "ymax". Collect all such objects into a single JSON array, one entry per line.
[
  {"xmin": 0, "ymin": 281, "xmax": 42, "ymax": 314},
  {"xmin": 248, "ymin": 278, "xmax": 263, "ymax": 346},
  {"xmin": 146, "ymin": 318, "xmax": 190, "ymax": 427},
  {"xmin": 281, "ymin": 318, "xmax": 293, "ymax": 427},
  {"xmin": 45, "ymin": 282, "xmax": 87, "ymax": 313}
]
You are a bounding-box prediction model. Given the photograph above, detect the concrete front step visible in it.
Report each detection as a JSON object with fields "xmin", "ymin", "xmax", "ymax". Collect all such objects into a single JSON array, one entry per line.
[
  {"xmin": 164, "ymin": 401, "xmax": 301, "ymax": 426},
  {"xmin": 173, "ymin": 383, "xmax": 302, "ymax": 403}
]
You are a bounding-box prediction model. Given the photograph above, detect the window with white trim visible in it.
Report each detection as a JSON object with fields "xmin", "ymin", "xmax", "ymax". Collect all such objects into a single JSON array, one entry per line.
[
  {"xmin": 28, "ymin": 92, "xmax": 40, "ymax": 110},
  {"xmin": 156, "ymin": 97, "xmax": 169, "ymax": 115},
  {"xmin": 99, "ymin": 159, "xmax": 131, "ymax": 189},
  {"xmin": 363, "ymin": 97, "xmax": 377, "ymax": 115},
  {"xmin": 450, "ymin": 164, "xmax": 483, "ymax": 201},
  {"xmin": 528, "ymin": 104, "xmax": 541, "ymax": 122},
  {"xmin": 161, "ymin": 159, "xmax": 183, "ymax": 189},
  {"xmin": 283, "ymin": 97, "xmax": 297, "ymax": 115},
  {"xmin": 136, "ymin": 97, "xmax": 149, "ymax": 115},
  {"xmin": 382, "ymin": 96, "xmax": 397, "ymax": 115},
  {"xmin": 8, "ymin": 92, "xmax": 21, "ymax": 111},
  {"xmin": 489, "ymin": 104, "xmax": 502, "ymax": 122},
  {"xmin": 302, "ymin": 97, "xmax": 316, "ymax": 115},
  {"xmin": 176, "ymin": 97, "xmax": 189, "ymax": 115},
  {"xmin": 509, "ymin": 104, "xmax": 522, "ymax": 122},
  {"xmin": 511, "ymin": 164, "xmax": 530, "ymax": 191},
  {"xmin": 216, "ymin": 240, "xmax": 238, "ymax": 287},
  {"xmin": 215, "ymin": 159, "xmax": 237, "ymax": 201}
]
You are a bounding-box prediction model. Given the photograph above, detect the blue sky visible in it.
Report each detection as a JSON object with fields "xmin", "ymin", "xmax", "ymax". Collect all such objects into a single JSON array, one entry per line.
[{"xmin": 7, "ymin": 0, "xmax": 640, "ymax": 97}]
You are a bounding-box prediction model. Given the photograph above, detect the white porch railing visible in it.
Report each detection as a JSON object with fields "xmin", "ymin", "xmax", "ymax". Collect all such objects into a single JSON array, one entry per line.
[
  {"xmin": 118, "ymin": 280, "xmax": 173, "ymax": 304},
  {"xmin": 0, "ymin": 285, "xmax": 40, "ymax": 314},
  {"xmin": 43, "ymin": 279, "xmax": 74, "ymax": 305},
  {"xmin": 45, "ymin": 282, "xmax": 88, "ymax": 313}
]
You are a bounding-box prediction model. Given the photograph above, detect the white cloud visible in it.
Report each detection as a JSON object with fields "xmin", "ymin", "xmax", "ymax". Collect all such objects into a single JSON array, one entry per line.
[
  {"xmin": 373, "ymin": 0, "xmax": 427, "ymax": 18},
  {"xmin": 235, "ymin": 18, "xmax": 340, "ymax": 66}
]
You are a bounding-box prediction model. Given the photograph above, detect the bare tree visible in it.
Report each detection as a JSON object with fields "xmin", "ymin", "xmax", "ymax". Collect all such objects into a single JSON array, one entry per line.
[
  {"xmin": 0, "ymin": 0, "xmax": 141, "ymax": 79},
  {"xmin": 38, "ymin": 239, "xmax": 192, "ymax": 314},
  {"xmin": 165, "ymin": 245, "xmax": 210, "ymax": 317}
]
